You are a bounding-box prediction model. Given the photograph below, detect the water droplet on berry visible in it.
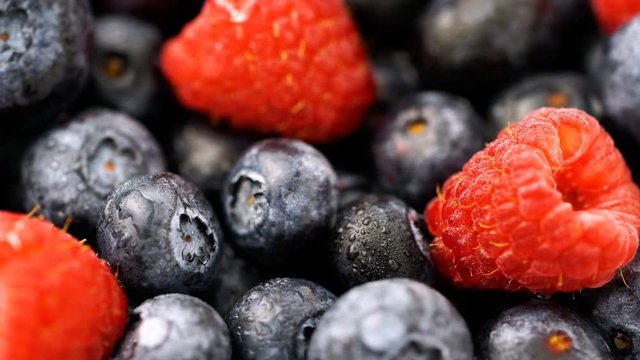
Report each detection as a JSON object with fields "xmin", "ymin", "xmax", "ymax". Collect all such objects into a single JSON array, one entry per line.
[
  {"xmin": 347, "ymin": 244, "xmax": 359, "ymax": 260},
  {"xmin": 389, "ymin": 260, "xmax": 401, "ymax": 271},
  {"xmin": 362, "ymin": 217, "xmax": 372, "ymax": 226}
]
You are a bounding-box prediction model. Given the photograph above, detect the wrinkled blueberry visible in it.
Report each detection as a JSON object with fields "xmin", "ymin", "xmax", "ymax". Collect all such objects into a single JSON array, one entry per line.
[
  {"xmin": 21, "ymin": 108, "xmax": 165, "ymax": 229},
  {"xmin": 227, "ymin": 278, "xmax": 336, "ymax": 360},
  {"xmin": 114, "ymin": 293, "xmax": 231, "ymax": 360},
  {"xmin": 97, "ymin": 172, "xmax": 222, "ymax": 297},
  {"xmin": 490, "ymin": 73, "xmax": 602, "ymax": 136},
  {"xmin": 173, "ymin": 120, "xmax": 252, "ymax": 196},
  {"xmin": 477, "ymin": 300, "xmax": 613, "ymax": 360},
  {"xmin": 373, "ymin": 92, "xmax": 484, "ymax": 210},
  {"xmin": 0, "ymin": 0, "xmax": 92, "ymax": 130},
  {"xmin": 330, "ymin": 194, "xmax": 435, "ymax": 289},
  {"xmin": 308, "ymin": 279, "xmax": 473, "ymax": 360},
  {"xmin": 91, "ymin": 15, "xmax": 166, "ymax": 119},
  {"xmin": 223, "ymin": 138, "xmax": 338, "ymax": 267}
]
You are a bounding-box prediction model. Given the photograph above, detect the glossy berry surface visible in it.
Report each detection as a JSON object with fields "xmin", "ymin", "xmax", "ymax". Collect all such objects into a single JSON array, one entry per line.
[
  {"xmin": 477, "ymin": 301, "xmax": 613, "ymax": 360},
  {"xmin": 373, "ymin": 92, "xmax": 484, "ymax": 210},
  {"xmin": 161, "ymin": 0, "xmax": 376, "ymax": 143},
  {"xmin": 0, "ymin": 211, "xmax": 127, "ymax": 360},
  {"xmin": 330, "ymin": 194, "xmax": 434, "ymax": 288},
  {"xmin": 114, "ymin": 293, "xmax": 231, "ymax": 360},
  {"xmin": 426, "ymin": 108, "xmax": 640, "ymax": 293},
  {"xmin": 21, "ymin": 108, "xmax": 166, "ymax": 229},
  {"xmin": 97, "ymin": 172, "xmax": 223, "ymax": 297},
  {"xmin": 308, "ymin": 279, "xmax": 473, "ymax": 360},
  {"xmin": 223, "ymin": 138, "xmax": 338, "ymax": 267},
  {"xmin": 227, "ymin": 278, "xmax": 336, "ymax": 360}
]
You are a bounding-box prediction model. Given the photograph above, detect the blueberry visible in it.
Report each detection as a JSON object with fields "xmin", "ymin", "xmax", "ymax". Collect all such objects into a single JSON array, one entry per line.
[
  {"xmin": 21, "ymin": 108, "xmax": 165, "ymax": 230},
  {"xmin": 0, "ymin": 0, "xmax": 92, "ymax": 129},
  {"xmin": 330, "ymin": 194, "xmax": 435, "ymax": 289},
  {"xmin": 600, "ymin": 16, "xmax": 640, "ymax": 140},
  {"xmin": 308, "ymin": 279, "xmax": 473, "ymax": 360},
  {"xmin": 114, "ymin": 293, "xmax": 231, "ymax": 360},
  {"xmin": 373, "ymin": 92, "xmax": 484, "ymax": 210},
  {"xmin": 173, "ymin": 120, "xmax": 252, "ymax": 196},
  {"xmin": 227, "ymin": 278, "xmax": 336, "ymax": 360},
  {"xmin": 336, "ymin": 171, "xmax": 370, "ymax": 208},
  {"xmin": 207, "ymin": 243, "xmax": 264, "ymax": 317},
  {"xmin": 223, "ymin": 138, "xmax": 338, "ymax": 267},
  {"xmin": 490, "ymin": 73, "xmax": 602, "ymax": 137},
  {"xmin": 477, "ymin": 300, "xmax": 613, "ymax": 360},
  {"xmin": 97, "ymin": 172, "xmax": 222, "ymax": 297},
  {"xmin": 579, "ymin": 253, "xmax": 640, "ymax": 359},
  {"xmin": 372, "ymin": 52, "xmax": 420, "ymax": 109},
  {"xmin": 91, "ymin": 15, "xmax": 166, "ymax": 119}
]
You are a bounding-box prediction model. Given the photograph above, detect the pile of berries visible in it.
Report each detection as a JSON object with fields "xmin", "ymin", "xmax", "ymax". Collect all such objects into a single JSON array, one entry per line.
[{"xmin": 3, "ymin": 0, "xmax": 640, "ymax": 359}]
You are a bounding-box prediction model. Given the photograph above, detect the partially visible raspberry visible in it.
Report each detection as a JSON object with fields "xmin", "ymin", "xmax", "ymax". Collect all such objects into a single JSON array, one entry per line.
[
  {"xmin": 592, "ymin": 0, "xmax": 640, "ymax": 35},
  {"xmin": 161, "ymin": 0, "xmax": 376, "ymax": 143},
  {"xmin": 426, "ymin": 108, "xmax": 640, "ymax": 294},
  {"xmin": 0, "ymin": 211, "xmax": 128, "ymax": 360}
]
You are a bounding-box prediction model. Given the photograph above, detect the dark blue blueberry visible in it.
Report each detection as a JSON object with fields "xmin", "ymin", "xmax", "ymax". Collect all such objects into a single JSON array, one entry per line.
[
  {"xmin": 372, "ymin": 52, "xmax": 420, "ymax": 109},
  {"xmin": 173, "ymin": 120, "xmax": 252, "ymax": 196},
  {"xmin": 308, "ymin": 279, "xmax": 473, "ymax": 360},
  {"xmin": 373, "ymin": 92, "xmax": 484, "ymax": 210},
  {"xmin": 477, "ymin": 300, "xmax": 613, "ymax": 360},
  {"xmin": 206, "ymin": 243, "xmax": 264, "ymax": 317},
  {"xmin": 114, "ymin": 293, "xmax": 231, "ymax": 360},
  {"xmin": 331, "ymin": 194, "xmax": 435, "ymax": 289},
  {"xmin": 227, "ymin": 278, "xmax": 336, "ymax": 360},
  {"xmin": 0, "ymin": 0, "xmax": 92, "ymax": 131},
  {"xmin": 336, "ymin": 170, "xmax": 370, "ymax": 208},
  {"xmin": 91, "ymin": 15, "xmax": 167, "ymax": 119},
  {"xmin": 579, "ymin": 253, "xmax": 640, "ymax": 359},
  {"xmin": 21, "ymin": 108, "xmax": 166, "ymax": 230},
  {"xmin": 97, "ymin": 172, "xmax": 223, "ymax": 297},
  {"xmin": 223, "ymin": 138, "xmax": 338, "ymax": 268},
  {"xmin": 490, "ymin": 73, "xmax": 603, "ymax": 137},
  {"xmin": 600, "ymin": 16, "xmax": 640, "ymax": 141}
]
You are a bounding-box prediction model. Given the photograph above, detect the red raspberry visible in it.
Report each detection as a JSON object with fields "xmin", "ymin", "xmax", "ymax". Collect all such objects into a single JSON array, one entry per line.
[
  {"xmin": 592, "ymin": 0, "xmax": 640, "ymax": 35},
  {"xmin": 0, "ymin": 211, "xmax": 128, "ymax": 360},
  {"xmin": 161, "ymin": 0, "xmax": 376, "ymax": 143},
  {"xmin": 426, "ymin": 108, "xmax": 640, "ymax": 294}
]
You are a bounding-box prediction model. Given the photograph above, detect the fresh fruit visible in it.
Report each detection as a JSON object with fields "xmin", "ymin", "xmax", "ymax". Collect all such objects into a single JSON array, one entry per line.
[
  {"xmin": 307, "ymin": 279, "xmax": 474, "ymax": 360},
  {"xmin": 330, "ymin": 194, "xmax": 434, "ymax": 288},
  {"xmin": 222, "ymin": 138, "xmax": 338, "ymax": 267},
  {"xmin": 21, "ymin": 108, "xmax": 166, "ymax": 230},
  {"xmin": 160, "ymin": 0, "xmax": 376, "ymax": 143},
  {"xmin": 373, "ymin": 92, "xmax": 484, "ymax": 210},
  {"xmin": 0, "ymin": 211, "xmax": 127, "ymax": 359},
  {"xmin": 592, "ymin": 0, "xmax": 640, "ymax": 35},
  {"xmin": 114, "ymin": 293, "xmax": 231, "ymax": 360},
  {"xmin": 477, "ymin": 301, "xmax": 613, "ymax": 360},
  {"xmin": 97, "ymin": 172, "xmax": 223, "ymax": 297},
  {"xmin": 227, "ymin": 278, "xmax": 336, "ymax": 360},
  {"xmin": 426, "ymin": 107, "xmax": 640, "ymax": 293}
]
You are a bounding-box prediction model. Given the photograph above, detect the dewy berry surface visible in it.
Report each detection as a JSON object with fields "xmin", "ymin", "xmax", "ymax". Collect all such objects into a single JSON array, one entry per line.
[
  {"xmin": 426, "ymin": 108, "xmax": 640, "ymax": 293},
  {"xmin": 160, "ymin": 0, "xmax": 376, "ymax": 143}
]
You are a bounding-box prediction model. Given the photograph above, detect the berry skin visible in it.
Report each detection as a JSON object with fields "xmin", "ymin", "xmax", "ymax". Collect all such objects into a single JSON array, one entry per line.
[
  {"xmin": 21, "ymin": 108, "xmax": 166, "ymax": 231},
  {"xmin": 97, "ymin": 172, "xmax": 223, "ymax": 298},
  {"xmin": 373, "ymin": 92, "xmax": 484, "ymax": 210},
  {"xmin": 426, "ymin": 107, "xmax": 640, "ymax": 293},
  {"xmin": 477, "ymin": 300, "xmax": 613, "ymax": 360},
  {"xmin": 0, "ymin": 211, "xmax": 127, "ymax": 360},
  {"xmin": 592, "ymin": 0, "xmax": 640, "ymax": 35},
  {"xmin": 113, "ymin": 293, "xmax": 231, "ymax": 360},
  {"xmin": 330, "ymin": 194, "xmax": 435, "ymax": 288},
  {"xmin": 161, "ymin": 0, "xmax": 376, "ymax": 143},
  {"xmin": 307, "ymin": 279, "xmax": 473, "ymax": 360},
  {"xmin": 223, "ymin": 138, "xmax": 338, "ymax": 268},
  {"xmin": 227, "ymin": 278, "xmax": 336, "ymax": 360}
]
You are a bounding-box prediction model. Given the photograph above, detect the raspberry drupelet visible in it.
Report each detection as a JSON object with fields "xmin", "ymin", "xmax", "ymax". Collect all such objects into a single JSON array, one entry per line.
[{"xmin": 426, "ymin": 108, "xmax": 640, "ymax": 294}]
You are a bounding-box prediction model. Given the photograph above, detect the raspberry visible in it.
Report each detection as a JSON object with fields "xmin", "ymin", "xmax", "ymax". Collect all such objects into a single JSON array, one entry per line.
[
  {"xmin": 0, "ymin": 211, "xmax": 128, "ymax": 360},
  {"xmin": 161, "ymin": 0, "xmax": 376, "ymax": 143},
  {"xmin": 592, "ymin": 0, "xmax": 640, "ymax": 35},
  {"xmin": 425, "ymin": 108, "xmax": 640, "ymax": 293}
]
